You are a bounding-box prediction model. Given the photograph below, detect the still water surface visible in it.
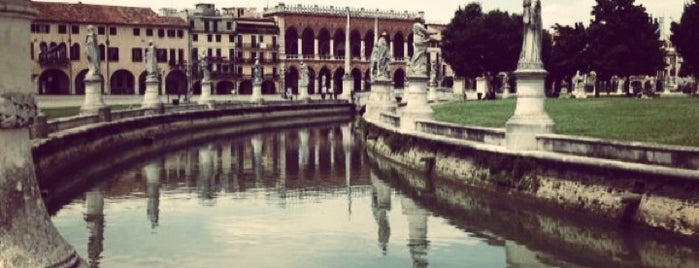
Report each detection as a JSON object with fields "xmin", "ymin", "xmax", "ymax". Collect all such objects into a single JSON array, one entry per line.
[{"xmin": 50, "ymin": 123, "xmax": 698, "ymax": 267}]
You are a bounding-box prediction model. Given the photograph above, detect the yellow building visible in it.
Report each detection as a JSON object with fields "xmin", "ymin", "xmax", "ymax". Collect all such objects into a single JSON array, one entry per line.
[{"xmin": 31, "ymin": 2, "xmax": 189, "ymax": 95}]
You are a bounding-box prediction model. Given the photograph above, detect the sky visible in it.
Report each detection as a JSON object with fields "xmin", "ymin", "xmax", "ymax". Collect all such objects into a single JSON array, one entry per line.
[{"xmin": 42, "ymin": 0, "xmax": 686, "ymax": 30}]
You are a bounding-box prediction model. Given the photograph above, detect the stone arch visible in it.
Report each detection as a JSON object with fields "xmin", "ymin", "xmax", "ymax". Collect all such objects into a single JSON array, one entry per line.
[
  {"xmin": 351, "ymin": 68, "xmax": 362, "ymax": 92},
  {"xmin": 50, "ymin": 42, "xmax": 57, "ymax": 48},
  {"xmin": 333, "ymin": 68, "xmax": 345, "ymax": 94},
  {"xmin": 165, "ymin": 70, "xmax": 187, "ymax": 95},
  {"xmin": 38, "ymin": 69, "xmax": 70, "ymax": 94},
  {"xmin": 301, "ymin": 27, "xmax": 314, "ymax": 57},
  {"xmin": 286, "ymin": 66, "xmax": 299, "ymax": 94},
  {"xmin": 138, "ymin": 71, "xmax": 147, "ymax": 95},
  {"xmin": 74, "ymin": 69, "xmax": 88, "ymax": 95},
  {"xmin": 407, "ymin": 33, "xmax": 414, "ymax": 58},
  {"xmin": 394, "ymin": 32, "xmax": 405, "ymax": 59},
  {"xmin": 192, "ymin": 80, "xmax": 202, "ymax": 95},
  {"xmin": 216, "ymin": 80, "xmax": 235, "ymax": 95},
  {"xmin": 319, "ymin": 66, "xmax": 332, "ymax": 93},
  {"xmin": 364, "ymin": 30, "xmax": 375, "ymax": 59},
  {"xmin": 394, "ymin": 68, "xmax": 406, "ymax": 89},
  {"xmin": 262, "ymin": 80, "xmax": 276, "ymax": 94},
  {"xmin": 239, "ymin": 80, "xmax": 253, "ymax": 95},
  {"xmin": 333, "ymin": 29, "xmax": 345, "ymax": 57},
  {"xmin": 110, "ymin": 69, "xmax": 135, "ymax": 95},
  {"xmin": 350, "ymin": 29, "xmax": 362, "ymax": 59},
  {"xmin": 318, "ymin": 28, "xmax": 331, "ymax": 57},
  {"xmin": 285, "ymin": 27, "xmax": 299, "ymax": 57}
]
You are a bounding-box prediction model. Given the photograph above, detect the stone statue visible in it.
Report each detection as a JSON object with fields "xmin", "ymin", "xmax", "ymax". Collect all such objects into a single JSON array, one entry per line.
[
  {"xmin": 145, "ymin": 40, "xmax": 157, "ymax": 80},
  {"xmin": 253, "ymin": 58, "xmax": 262, "ymax": 83},
  {"xmin": 199, "ymin": 51, "xmax": 210, "ymax": 81},
  {"xmin": 85, "ymin": 25, "xmax": 100, "ymax": 79},
  {"xmin": 300, "ymin": 61, "xmax": 309, "ymax": 86},
  {"xmin": 409, "ymin": 17, "xmax": 433, "ymax": 76},
  {"xmin": 321, "ymin": 75, "xmax": 327, "ymax": 93},
  {"xmin": 371, "ymin": 32, "xmax": 391, "ymax": 80},
  {"xmin": 518, "ymin": 0, "xmax": 543, "ymax": 70},
  {"xmin": 500, "ymin": 72, "xmax": 510, "ymax": 92},
  {"xmin": 573, "ymin": 70, "xmax": 584, "ymax": 90}
]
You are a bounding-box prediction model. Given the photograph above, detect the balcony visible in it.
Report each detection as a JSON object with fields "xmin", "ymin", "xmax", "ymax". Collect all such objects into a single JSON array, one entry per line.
[
  {"xmin": 237, "ymin": 43, "xmax": 280, "ymax": 50},
  {"xmin": 39, "ymin": 44, "xmax": 69, "ymax": 67}
]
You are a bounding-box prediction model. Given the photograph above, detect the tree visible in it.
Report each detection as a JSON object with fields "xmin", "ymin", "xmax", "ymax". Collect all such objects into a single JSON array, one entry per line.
[
  {"xmin": 548, "ymin": 23, "xmax": 588, "ymax": 83},
  {"xmin": 586, "ymin": 0, "xmax": 664, "ymax": 80},
  {"xmin": 671, "ymin": 0, "xmax": 699, "ymax": 80},
  {"xmin": 441, "ymin": 3, "xmax": 522, "ymax": 78}
]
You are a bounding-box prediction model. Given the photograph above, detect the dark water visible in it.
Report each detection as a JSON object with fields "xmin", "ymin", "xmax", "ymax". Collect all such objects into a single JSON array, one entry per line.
[{"xmin": 50, "ymin": 123, "xmax": 699, "ymax": 268}]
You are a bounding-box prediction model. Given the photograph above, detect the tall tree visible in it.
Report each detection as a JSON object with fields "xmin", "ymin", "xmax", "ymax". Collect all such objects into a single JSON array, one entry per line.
[
  {"xmin": 441, "ymin": 2, "xmax": 522, "ymax": 78},
  {"xmin": 586, "ymin": 0, "xmax": 664, "ymax": 80},
  {"xmin": 671, "ymin": 0, "xmax": 699, "ymax": 79},
  {"xmin": 548, "ymin": 23, "xmax": 588, "ymax": 82}
]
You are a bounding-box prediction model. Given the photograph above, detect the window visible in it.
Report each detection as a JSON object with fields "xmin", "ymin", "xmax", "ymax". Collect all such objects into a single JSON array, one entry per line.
[
  {"xmin": 146, "ymin": 28, "xmax": 153, "ymax": 36},
  {"xmin": 31, "ymin": 24, "xmax": 50, "ymax": 33},
  {"xmin": 156, "ymin": 49, "xmax": 167, "ymax": 62},
  {"xmin": 71, "ymin": 25, "xmax": 79, "ymax": 34},
  {"xmin": 259, "ymin": 35, "xmax": 264, "ymax": 43},
  {"xmin": 237, "ymin": 36, "xmax": 243, "ymax": 47},
  {"xmin": 109, "ymin": 27, "xmax": 117, "ymax": 35},
  {"xmin": 177, "ymin": 29, "xmax": 184, "ymax": 38},
  {"xmin": 207, "ymin": 48, "xmax": 212, "ymax": 57},
  {"xmin": 215, "ymin": 34, "xmax": 221, "ymax": 43},
  {"xmin": 213, "ymin": 20, "xmax": 218, "ymax": 32},
  {"xmin": 133, "ymin": 28, "xmax": 140, "ymax": 36},
  {"xmin": 158, "ymin": 29, "xmax": 165, "ymax": 38},
  {"xmin": 132, "ymin": 48, "xmax": 142, "ymax": 62},
  {"xmin": 167, "ymin": 29, "xmax": 175, "ymax": 38},
  {"xmin": 192, "ymin": 34, "xmax": 198, "ymax": 42},
  {"xmin": 273, "ymin": 67, "xmax": 277, "ymax": 76},
  {"xmin": 251, "ymin": 36, "xmax": 257, "ymax": 48},
  {"xmin": 238, "ymin": 66, "xmax": 242, "ymax": 75},
  {"xmin": 108, "ymin": 47, "xmax": 119, "ymax": 62},
  {"xmin": 99, "ymin": 44, "xmax": 105, "ymax": 62},
  {"xmin": 216, "ymin": 48, "xmax": 221, "ymax": 57},
  {"xmin": 30, "ymin": 43, "xmax": 34, "ymax": 60},
  {"xmin": 272, "ymin": 53, "xmax": 278, "ymax": 62},
  {"xmin": 237, "ymin": 51, "xmax": 243, "ymax": 61},
  {"xmin": 229, "ymin": 49, "xmax": 234, "ymax": 59},
  {"xmin": 192, "ymin": 48, "xmax": 198, "ymax": 61},
  {"xmin": 70, "ymin": 43, "xmax": 80, "ymax": 60},
  {"xmin": 178, "ymin": 49, "xmax": 184, "ymax": 64},
  {"xmin": 207, "ymin": 35, "xmax": 212, "ymax": 42},
  {"xmin": 98, "ymin": 26, "xmax": 105, "ymax": 35},
  {"xmin": 58, "ymin": 24, "xmax": 67, "ymax": 34},
  {"xmin": 189, "ymin": 20, "xmax": 194, "ymax": 28},
  {"xmin": 204, "ymin": 20, "xmax": 209, "ymax": 32},
  {"xmin": 169, "ymin": 49, "xmax": 176, "ymax": 64},
  {"xmin": 226, "ymin": 21, "xmax": 232, "ymax": 30},
  {"xmin": 229, "ymin": 34, "xmax": 234, "ymax": 42}
]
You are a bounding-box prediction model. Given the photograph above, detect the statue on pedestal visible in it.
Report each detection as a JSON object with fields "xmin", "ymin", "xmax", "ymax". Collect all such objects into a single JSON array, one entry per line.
[
  {"xmin": 145, "ymin": 40, "xmax": 157, "ymax": 80},
  {"xmin": 408, "ymin": 17, "xmax": 435, "ymax": 76},
  {"xmin": 253, "ymin": 58, "xmax": 262, "ymax": 84},
  {"xmin": 371, "ymin": 32, "xmax": 391, "ymax": 80},
  {"xmin": 300, "ymin": 61, "xmax": 309, "ymax": 86},
  {"xmin": 85, "ymin": 25, "xmax": 100, "ymax": 79},
  {"xmin": 200, "ymin": 51, "xmax": 210, "ymax": 82},
  {"xmin": 517, "ymin": 0, "xmax": 543, "ymax": 70}
]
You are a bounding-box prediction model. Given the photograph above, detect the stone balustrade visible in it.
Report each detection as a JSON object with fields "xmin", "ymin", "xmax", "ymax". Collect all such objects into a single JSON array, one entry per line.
[
  {"xmin": 415, "ymin": 120, "xmax": 505, "ymax": 146},
  {"xmin": 264, "ymin": 3, "xmax": 418, "ymax": 20},
  {"xmin": 379, "ymin": 112, "xmax": 400, "ymax": 127}
]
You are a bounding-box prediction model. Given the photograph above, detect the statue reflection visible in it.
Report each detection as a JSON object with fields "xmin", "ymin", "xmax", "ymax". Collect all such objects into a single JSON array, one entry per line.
[
  {"xmin": 298, "ymin": 129, "xmax": 310, "ymax": 179},
  {"xmin": 85, "ymin": 186, "xmax": 104, "ymax": 267},
  {"xmin": 371, "ymin": 172, "xmax": 392, "ymax": 254},
  {"xmin": 252, "ymin": 135, "xmax": 264, "ymax": 188},
  {"xmin": 342, "ymin": 124, "xmax": 352, "ymax": 216},
  {"xmin": 402, "ymin": 197, "xmax": 430, "ymax": 268},
  {"xmin": 198, "ymin": 144, "xmax": 216, "ymax": 204},
  {"xmin": 277, "ymin": 133, "xmax": 287, "ymax": 203},
  {"xmin": 144, "ymin": 161, "xmax": 162, "ymax": 229}
]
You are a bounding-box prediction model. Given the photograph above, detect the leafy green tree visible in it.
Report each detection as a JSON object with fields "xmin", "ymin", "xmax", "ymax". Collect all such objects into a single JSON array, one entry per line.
[
  {"xmin": 586, "ymin": 0, "xmax": 664, "ymax": 80},
  {"xmin": 548, "ymin": 23, "xmax": 588, "ymax": 83},
  {"xmin": 441, "ymin": 2, "xmax": 522, "ymax": 78},
  {"xmin": 671, "ymin": 0, "xmax": 699, "ymax": 80}
]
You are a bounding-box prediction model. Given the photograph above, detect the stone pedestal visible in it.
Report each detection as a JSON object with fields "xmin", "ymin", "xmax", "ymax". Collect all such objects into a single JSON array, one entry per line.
[
  {"xmin": 198, "ymin": 80, "xmax": 212, "ymax": 104},
  {"xmin": 476, "ymin": 76, "xmax": 488, "ymax": 100},
  {"xmin": 0, "ymin": 0, "xmax": 85, "ymax": 266},
  {"xmin": 364, "ymin": 79, "xmax": 396, "ymax": 123},
  {"xmin": 80, "ymin": 77, "xmax": 107, "ymax": 115},
  {"xmin": 142, "ymin": 77, "xmax": 162, "ymax": 109},
  {"xmin": 505, "ymin": 69, "xmax": 554, "ymax": 150},
  {"xmin": 401, "ymin": 76, "xmax": 433, "ymax": 132},
  {"xmin": 250, "ymin": 80, "xmax": 263, "ymax": 103},
  {"xmin": 573, "ymin": 84, "xmax": 588, "ymax": 99},
  {"xmin": 427, "ymin": 84, "xmax": 437, "ymax": 102},
  {"xmin": 341, "ymin": 75, "xmax": 353, "ymax": 101}
]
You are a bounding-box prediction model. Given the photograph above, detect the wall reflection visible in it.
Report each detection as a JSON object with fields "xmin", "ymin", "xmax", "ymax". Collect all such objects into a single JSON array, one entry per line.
[{"xmin": 84, "ymin": 187, "xmax": 104, "ymax": 268}]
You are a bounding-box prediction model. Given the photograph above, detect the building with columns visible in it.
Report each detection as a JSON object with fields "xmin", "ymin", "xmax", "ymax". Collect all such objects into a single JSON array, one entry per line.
[
  {"xmin": 263, "ymin": 3, "xmax": 421, "ymax": 95},
  {"xmin": 31, "ymin": 1, "xmax": 190, "ymax": 95}
]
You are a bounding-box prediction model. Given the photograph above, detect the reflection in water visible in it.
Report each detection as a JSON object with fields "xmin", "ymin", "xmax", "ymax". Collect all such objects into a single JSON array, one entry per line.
[
  {"xmin": 84, "ymin": 187, "xmax": 104, "ymax": 267},
  {"xmin": 48, "ymin": 122, "xmax": 699, "ymax": 268}
]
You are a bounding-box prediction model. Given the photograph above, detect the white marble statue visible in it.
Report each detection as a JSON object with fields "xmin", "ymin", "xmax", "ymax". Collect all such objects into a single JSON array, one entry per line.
[
  {"xmin": 371, "ymin": 32, "xmax": 391, "ymax": 80},
  {"xmin": 573, "ymin": 70, "xmax": 584, "ymax": 90},
  {"xmin": 199, "ymin": 51, "xmax": 210, "ymax": 81},
  {"xmin": 253, "ymin": 58, "xmax": 262, "ymax": 83},
  {"xmin": 85, "ymin": 25, "xmax": 100, "ymax": 79},
  {"xmin": 300, "ymin": 61, "xmax": 309, "ymax": 86},
  {"xmin": 145, "ymin": 40, "xmax": 157, "ymax": 80},
  {"xmin": 518, "ymin": 0, "xmax": 543, "ymax": 70},
  {"xmin": 409, "ymin": 17, "xmax": 432, "ymax": 76}
]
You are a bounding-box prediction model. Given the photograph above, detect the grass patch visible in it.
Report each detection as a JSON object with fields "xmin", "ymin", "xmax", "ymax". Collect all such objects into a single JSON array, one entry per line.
[
  {"xmin": 433, "ymin": 97, "xmax": 699, "ymax": 147},
  {"xmin": 41, "ymin": 104, "xmax": 135, "ymax": 120}
]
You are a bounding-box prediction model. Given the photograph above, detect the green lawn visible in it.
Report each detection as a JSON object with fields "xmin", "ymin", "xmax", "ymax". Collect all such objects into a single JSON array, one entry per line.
[
  {"xmin": 41, "ymin": 105, "xmax": 135, "ymax": 120},
  {"xmin": 433, "ymin": 97, "xmax": 699, "ymax": 147}
]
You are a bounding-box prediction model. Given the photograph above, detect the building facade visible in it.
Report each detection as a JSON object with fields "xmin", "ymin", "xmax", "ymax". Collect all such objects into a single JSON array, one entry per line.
[{"xmin": 31, "ymin": 2, "xmax": 190, "ymax": 95}]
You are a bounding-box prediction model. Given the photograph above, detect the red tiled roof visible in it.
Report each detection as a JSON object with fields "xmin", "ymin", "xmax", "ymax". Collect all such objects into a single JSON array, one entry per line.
[{"xmin": 32, "ymin": 1, "xmax": 187, "ymax": 27}]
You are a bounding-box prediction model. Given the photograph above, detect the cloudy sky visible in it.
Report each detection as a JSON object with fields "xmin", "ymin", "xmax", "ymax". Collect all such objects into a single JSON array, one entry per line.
[{"xmin": 43, "ymin": 0, "xmax": 686, "ymax": 29}]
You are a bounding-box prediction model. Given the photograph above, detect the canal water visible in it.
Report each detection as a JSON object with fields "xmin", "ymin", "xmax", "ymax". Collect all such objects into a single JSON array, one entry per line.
[{"xmin": 49, "ymin": 123, "xmax": 699, "ymax": 267}]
